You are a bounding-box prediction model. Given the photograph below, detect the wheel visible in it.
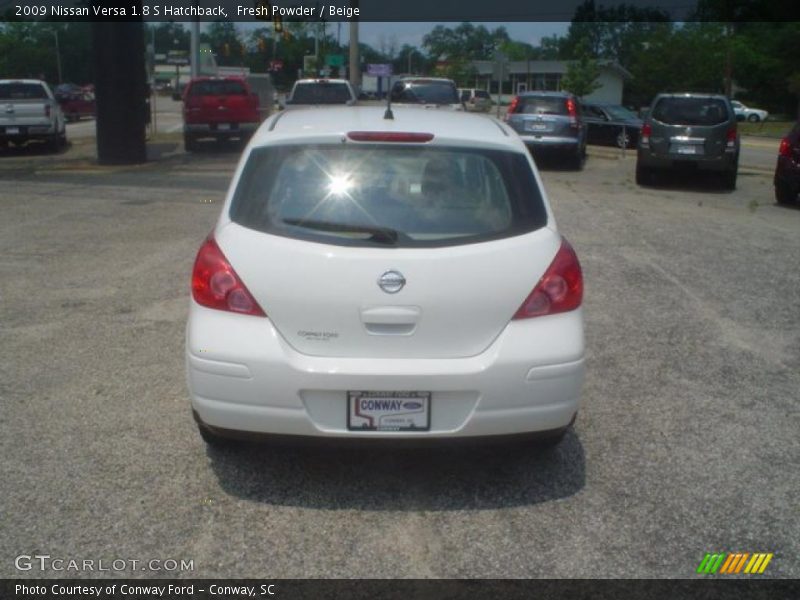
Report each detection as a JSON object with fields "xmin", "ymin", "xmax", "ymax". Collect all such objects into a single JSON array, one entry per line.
[
  {"xmin": 45, "ymin": 134, "xmax": 60, "ymax": 153},
  {"xmin": 747, "ymin": 113, "xmax": 760, "ymax": 123},
  {"xmin": 58, "ymin": 130, "xmax": 67, "ymax": 149},
  {"xmin": 569, "ymin": 147, "xmax": 584, "ymax": 171},
  {"xmin": 197, "ymin": 422, "xmax": 236, "ymax": 448},
  {"xmin": 775, "ymin": 181, "xmax": 797, "ymax": 205},
  {"xmin": 616, "ymin": 130, "xmax": 631, "ymax": 149},
  {"xmin": 720, "ymin": 167, "xmax": 737, "ymax": 191},
  {"xmin": 635, "ymin": 163, "xmax": 654, "ymax": 186},
  {"xmin": 184, "ymin": 133, "xmax": 199, "ymax": 152}
]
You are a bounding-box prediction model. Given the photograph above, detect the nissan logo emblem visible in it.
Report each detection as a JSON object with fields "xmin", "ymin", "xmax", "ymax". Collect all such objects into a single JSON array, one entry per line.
[{"xmin": 378, "ymin": 270, "xmax": 406, "ymax": 294}]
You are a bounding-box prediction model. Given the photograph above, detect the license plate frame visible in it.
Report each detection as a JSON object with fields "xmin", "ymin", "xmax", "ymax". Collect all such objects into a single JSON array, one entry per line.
[
  {"xmin": 675, "ymin": 144, "xmax": 698, "ymax": 155},
  {"xmin": 527, "ymin": 122, "xmax": 549, "ymax": 132},
  {"xmin": 347, "ymin": 391, "xmax": 431, "ymax": 432}
]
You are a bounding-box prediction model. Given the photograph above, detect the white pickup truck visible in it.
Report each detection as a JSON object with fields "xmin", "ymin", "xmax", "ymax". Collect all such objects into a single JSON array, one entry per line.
[{"xmin": 0, "ymin": 79, "xmax": 67, "ymax": 152}]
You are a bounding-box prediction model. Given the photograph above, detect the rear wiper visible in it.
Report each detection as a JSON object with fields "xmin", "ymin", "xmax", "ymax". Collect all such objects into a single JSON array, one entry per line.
[{"xmin": 282, "ymin": 218, "xmax": 399, "ymax": 245}]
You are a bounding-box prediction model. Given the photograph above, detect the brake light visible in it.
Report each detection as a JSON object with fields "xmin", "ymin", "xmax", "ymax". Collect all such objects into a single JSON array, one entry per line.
[
  {"xmin": 640, "ymin": 123, "xmax": 652, "ymax": 146},
  {"xmin": 347, "ymin": 131, "xmax": 434, "ymax": 143},
  {"xmin": 512, "ymin": 239, "xmax": 583, "ymax": 320},
  {"xmin": 726, "ymin": 127, "xmax": 737, "ymax": 149},
  {"xmin": 191, "ymin": 237, "xmax": 266, "ymax": 317},
  {"xmin": 566, "ymin": 98, "xmax": 579, "ymax": 128},
  {"xmin": 506, "ymin": 96, "xmax": 520, "ymax": 120},
  {"xmin": 778, "ymin": 137, "xmax": 791, "ymax": 157}
]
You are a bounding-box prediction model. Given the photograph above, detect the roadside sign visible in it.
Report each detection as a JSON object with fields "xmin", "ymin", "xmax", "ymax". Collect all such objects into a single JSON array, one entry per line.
[
  {"xmin": 326, "ymin": 54, "xmax": 345, "ymax": 67},
  {"xmin": 268, "ymin": 59, "xmax": 284, "ymax": 71},
  {"xmin": 367, "ymin": 63, "xmax": 393, "ymax": 77}
]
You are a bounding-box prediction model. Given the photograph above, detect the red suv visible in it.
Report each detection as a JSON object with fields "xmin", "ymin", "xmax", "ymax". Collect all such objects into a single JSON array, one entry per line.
[
  {"xmin": 775, "ymin": 121, "xmax": 800, "ymax": 205},
  {"xmin": 182, "ymin": 77, "xmax": 261, "ymax": 151}
]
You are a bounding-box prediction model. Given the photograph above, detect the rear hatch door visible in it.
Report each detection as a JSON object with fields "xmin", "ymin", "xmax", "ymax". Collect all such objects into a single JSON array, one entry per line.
[{"xmin": 649, "ymin": 96, "xmax": 731, "ymax": 159}]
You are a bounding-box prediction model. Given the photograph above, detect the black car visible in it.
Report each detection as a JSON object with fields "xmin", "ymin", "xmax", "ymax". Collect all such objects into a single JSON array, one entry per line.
[
  {"xmin": 775, "ymin": 121, "xmax": 800, "ymax": 205},
  {"xmin": 582, "ymin": 103, "xmax": 643, "ymax": 148}
]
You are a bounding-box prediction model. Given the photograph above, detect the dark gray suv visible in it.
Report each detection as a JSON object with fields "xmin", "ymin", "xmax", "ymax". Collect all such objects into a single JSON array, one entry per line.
[
  {"xmin": 636, "ymin": 93, "xmax": 739, "ymax": 190},
  {"xmin": 505, "ymin": 91, "xmax": 587, "ymax": 170}
]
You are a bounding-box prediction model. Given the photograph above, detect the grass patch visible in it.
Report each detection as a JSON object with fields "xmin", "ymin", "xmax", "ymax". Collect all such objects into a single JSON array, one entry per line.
[{"xmin": 738, "ymin": 120, "xmax": 794, "ymax": 139}]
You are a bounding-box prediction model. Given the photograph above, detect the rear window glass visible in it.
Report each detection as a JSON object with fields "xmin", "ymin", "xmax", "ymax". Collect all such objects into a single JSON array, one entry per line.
[
  {"xmin": 189, "ymin": 80, "xmax": 247, "ymax": 96},
  {"xmin": 651, "ymin": 97, "xmax": 730, "ymax": 126},
  {"xmin": 475, "ymin": 91, "xmax": 491, "ymax": 99},
  {"xmin": 0, "ymin": 83, "xmax": 48, "ymax": 100},
  {"xmin": 391, "ymin": 81, "xmax": 459, "ymax": 105},
  {"xmin": 290, "ymin": 83, "xmax": 352, "ymax": 104},
  {"xmin": 516, "ymin": 96, "xmax": 568, "ymax": 116},
  {"xmin": 230, "ymin": 145, "xmax": 546, "ymax": 248}
]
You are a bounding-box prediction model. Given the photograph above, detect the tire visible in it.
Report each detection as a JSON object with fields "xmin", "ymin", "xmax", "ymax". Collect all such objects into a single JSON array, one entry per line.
[
  {"xmin": 747, "ymin": 113, "xmax": 760, "ymax": 123},
  {"xmin": 616, "ymin": 130, "xmax": 631, "ymax": 149},
  {"xmin": 775, "ymin": 181, "xmax": 797, "ymax": 205},
  {"xmin": 197, "ymin": 422, "xmax": 236, "ymax": 449},
  {"xmin": 184, "ymin": 133, "xmax": 199, "ymax": 152},
  {"xmin": 635, "ymin": 163, "xmax": 654, "ymax": 186},
  {"xmin": 570, "ymin": 147, "xmax": 584, "ymax": 171},
  {"xmin": 721, "ymin": 167, "xmax": 737, "ymax": 191},
  {"xmin": 45, "ymin": 134, "xmax": 60, "ymax": 153}
]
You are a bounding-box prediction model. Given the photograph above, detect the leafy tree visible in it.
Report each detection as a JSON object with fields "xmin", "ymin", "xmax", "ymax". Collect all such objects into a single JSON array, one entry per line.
[{"xmin": 560, "ymin": 41, "xmax": 601, "ymax": 98}]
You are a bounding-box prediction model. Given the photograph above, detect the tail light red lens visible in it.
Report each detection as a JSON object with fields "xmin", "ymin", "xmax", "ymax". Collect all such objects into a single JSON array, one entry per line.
[
  {"xmin": 566, "ymin": 98, "xmax": 577, "ymax": 117},
  {"xmin": 726, "ymin": 127, "xmax": 738, "ymax": 148},
  {"xmin": 347, "ymin": 131, "xmax": 434, "ymax": 143},
  {"xmin": 506, "ymin": 96, "xmax": 520, "ymax": 119},
  {"xmin": 641, "ymin": 123, "xmax": 652, "ymax": 144},
  {"xmin": 778, "ymin": 137, "xmax": 791, "ymax": 157},
  {"xmin": 513, "ymin": 239, "xmax": 583, "ymax": 320},
  {"xmin": 191, "ymin": 237, "xmax": 266, "ymax": 317}
]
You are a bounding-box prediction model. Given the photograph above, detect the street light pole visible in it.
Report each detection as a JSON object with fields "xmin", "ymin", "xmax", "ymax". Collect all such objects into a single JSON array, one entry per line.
[{"xmin": 53, "ymin": 29, "xmax": 63, "ymax": 84}]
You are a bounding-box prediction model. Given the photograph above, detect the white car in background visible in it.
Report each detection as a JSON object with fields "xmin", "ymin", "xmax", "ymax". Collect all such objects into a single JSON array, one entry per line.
[
  {"xmin": 0, "ymin": 79, "xmax": 67, "ymax": 152},
  {"xmin": 186, "ymin": 106, "xmax": 585, "ymax": 447},
  {"xmin": 731, "ymin": 100, "xmax": 769, "ymax": 122}
]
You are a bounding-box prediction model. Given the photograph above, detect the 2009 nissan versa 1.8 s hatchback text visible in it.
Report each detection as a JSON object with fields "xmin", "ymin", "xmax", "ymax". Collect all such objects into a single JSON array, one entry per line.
[{"xmin": 187, "ymin": 106, "xmax": 585, "ymax": 447}]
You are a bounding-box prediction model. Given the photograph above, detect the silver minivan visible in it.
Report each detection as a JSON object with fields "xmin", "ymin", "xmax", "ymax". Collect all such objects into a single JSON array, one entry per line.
[{"xmin": 636, "ymin": 93, "xmax": 739, "ymax": 190}]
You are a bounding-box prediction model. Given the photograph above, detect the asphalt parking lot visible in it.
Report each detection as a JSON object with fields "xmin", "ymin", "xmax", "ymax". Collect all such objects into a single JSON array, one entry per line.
[{"xmin": 1, "ymin": 140, "xmax": 798, "ymax": 579}]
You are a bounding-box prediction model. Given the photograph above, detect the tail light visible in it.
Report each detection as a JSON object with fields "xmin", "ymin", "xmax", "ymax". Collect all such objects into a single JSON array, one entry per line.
[
  {"xmin": 347, "ymin": 131, "xmax": 434, "ymax": 143},
  {"xmin": 640, "ymin": 123, "xmax": 652, "ymax": 146},
  {"xmin": 726, "ymin": 127, "xmax": 738, "ymax": 150},
  {"xmin": 566, "ymin": 98, "xmax": 579, "ymax": 129},
  {"xmin": 191, "ymin": 237, "xmax": 266, "ymax": 317},
  {"xmin": 505, "ymin": 96, "xmax": 520, "ymax": 120},
  {"xmin": 512, "ymin": 239, "xmax": 583, "ymax": 320},
  {"xmin": 45, "ymin": 104, "xmax": 51, "ymax": 118},
  {"xmin": 778, "ymin": 137, "xmax": 791, "ymax": 157}
]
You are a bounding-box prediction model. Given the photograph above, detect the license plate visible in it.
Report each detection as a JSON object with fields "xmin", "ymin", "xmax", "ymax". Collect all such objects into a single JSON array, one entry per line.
[
  {"xmin": 6, "ymin": 127, "xmax": 19, "ymax": 135},
  {"xmin": 347, "ymin": 391, "xmax": 430, "ymax": 431},
  {"xmin": 527, "ymin": 123, "xmax": 548, "ymax": 132},
  {"xmin": 217, "ymin": 123, "xmax": 230, "ymax": 131},
  {"xmin": 675, "ymin": 144, "xmax": 697, "ymax": 155}
]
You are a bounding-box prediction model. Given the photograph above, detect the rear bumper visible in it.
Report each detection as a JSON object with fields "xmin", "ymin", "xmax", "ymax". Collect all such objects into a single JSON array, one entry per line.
[
  {"xmin": 637, "ymin": 147, "xmax": 738, "ymax": 172},
  {"xmin": 184, "ymin": 122, "xmax": 259, "ymax": 137},
  {"xmin": 187, "ymin": 303, "xmax": 585, "ymax": 440},
  {"xmin": 0, "ymin": 124, "xmax": 57, "ymax": 142},
  {"xmin": 518, "ymin": 135, "xmax": 581, "ymax": 154}
]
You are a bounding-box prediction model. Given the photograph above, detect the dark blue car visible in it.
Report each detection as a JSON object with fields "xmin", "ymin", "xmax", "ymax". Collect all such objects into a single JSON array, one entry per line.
[{"xmin": 582, "ymin": 103, "xmax": 643, "ymax": 149}]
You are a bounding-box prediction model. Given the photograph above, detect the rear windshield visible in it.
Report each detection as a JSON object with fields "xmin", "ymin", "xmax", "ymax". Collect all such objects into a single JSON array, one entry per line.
[
  {"xmin": 516, "ymin": 96, "xmax": 568, "ymax": 116},
  {"xmin": 475, "ymin": 90, "xmax": 491, "ymax": 99},
  {"xmin": 230, "ymin": 145, "xmax": 547, "ymax": 248},
  {"xmin": 0, "ymin": 83, "xmax": 48, "ymax": 100},
  {"xmin": 651, "ymin": 97, "xmax": 730, "ymax": 126},
  {"xmin": 391, "ymin": 81, "xmax": 459, "ymax": 105},
  {"xmin": 189, "ymin": 80, "xmax": 247, "ymax": 96},
  {"xmin": 290, "ymin": 83, "xmax": 352, "ymax": 104}
]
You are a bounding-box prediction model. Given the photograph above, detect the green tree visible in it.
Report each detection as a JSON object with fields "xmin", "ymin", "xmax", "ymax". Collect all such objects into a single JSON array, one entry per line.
[{"xmin": 560, "ymin": 41, "xmax": 601, "ymax": 98}]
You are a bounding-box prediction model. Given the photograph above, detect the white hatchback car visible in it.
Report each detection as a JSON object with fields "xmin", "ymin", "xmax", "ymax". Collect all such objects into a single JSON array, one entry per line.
[{"xmin": 187, "ymin": 106, "xmax": 585, "ymax": 447}]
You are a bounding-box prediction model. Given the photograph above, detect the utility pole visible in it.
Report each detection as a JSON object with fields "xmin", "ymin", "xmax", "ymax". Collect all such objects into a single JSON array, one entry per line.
[
  {"xmin": 190, "ymin": 20, "xmax": 200, "ymax": 78},
  {"xmin": 348, "ymin": 0, "xmax": 360, "ymax": 89},
  {"xmin": 53, "ymin": 29, "xmax": 62, "ymax": 84}
]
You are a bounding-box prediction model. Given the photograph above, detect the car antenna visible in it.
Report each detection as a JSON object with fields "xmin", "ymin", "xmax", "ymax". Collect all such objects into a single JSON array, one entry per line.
[{"xmin": 383, "ymin": 76, "xmax": 393, "ymax": 120}]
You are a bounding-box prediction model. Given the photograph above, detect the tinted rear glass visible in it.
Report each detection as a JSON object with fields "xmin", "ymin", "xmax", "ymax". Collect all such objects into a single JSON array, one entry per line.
[
  {"xmin": 290, "ymin": 83, "xmax": 352, "ymax": 104},
  {"xmin": 475, "ymin": 91, "xmax": 491, "ymax": 99},
  {"xmin": 651, "ymin": 97, "xmax": 730, "ymax": 126},
  {"xmin": 391, "ymin": 81, "xmax": 459, "ymax": 104},
  {"xmin": 189, "ymin": 80, "xmax": 247, "ymax": 96},
  {"xmin": 230, "ymin": 145, "xmax": 547, "ymax": 248},
  {"xmin": 516, "ymin": 96, "xmax": 568, "ymax": 116},
  {"xmin": 0, "ymin": 83, "xmax": 48, "ymax": 100}
]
